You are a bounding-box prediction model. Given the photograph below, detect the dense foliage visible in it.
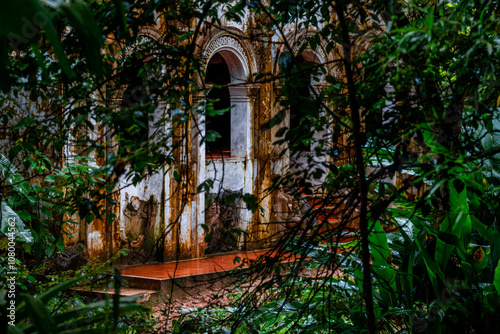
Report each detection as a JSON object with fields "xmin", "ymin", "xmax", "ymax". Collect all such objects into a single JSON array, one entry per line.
[{"xmin": 222, "ymin": 0, "xmax": 500, "ymax": 333}]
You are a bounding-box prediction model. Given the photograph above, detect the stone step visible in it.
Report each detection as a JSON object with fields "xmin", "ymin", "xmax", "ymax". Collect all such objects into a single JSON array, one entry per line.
[
  {"xmin": 71, "ymin": 287, "xmax": 159, "ymax": 303},
  {"xmin": 118, "ymin": 250, "xmax": 271, "ymax": 296}
]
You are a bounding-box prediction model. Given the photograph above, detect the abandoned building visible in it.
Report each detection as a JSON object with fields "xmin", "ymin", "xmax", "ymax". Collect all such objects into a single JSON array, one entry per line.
[
  {"xmin": 110, "ymin": 20, "xmax": 338, "ymax": 265},
  {"xmin": 3, "ymin": 10, "xmax": 343, "ymax": 266}
]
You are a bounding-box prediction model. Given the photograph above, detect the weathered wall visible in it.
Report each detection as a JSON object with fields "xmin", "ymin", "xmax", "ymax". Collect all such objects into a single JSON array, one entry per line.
[{"xmin": 58, "ymin": 12, "xmax": 337, "ymax": 264}]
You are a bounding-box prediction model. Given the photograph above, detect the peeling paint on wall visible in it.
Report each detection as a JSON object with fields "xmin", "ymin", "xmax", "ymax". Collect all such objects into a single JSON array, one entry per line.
[
  {"xmin": 51, "ymin": 12, "xmax": 339, "ymax": 264},
  {"xmin": 120, "ymin": 193, "xmax": 158, "ymax": 261},
  {"xmin": 87, "ymin": 231, "xmax": 103, "ymax": 259}
]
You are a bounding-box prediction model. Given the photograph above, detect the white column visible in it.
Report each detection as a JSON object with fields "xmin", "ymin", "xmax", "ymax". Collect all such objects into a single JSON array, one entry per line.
[{"xmin": 229, "ymin": 86, "xmax": 252, "ymax": 158}]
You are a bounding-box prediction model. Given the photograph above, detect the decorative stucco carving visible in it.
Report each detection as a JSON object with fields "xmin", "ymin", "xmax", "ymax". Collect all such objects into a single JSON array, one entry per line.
[
  {"xmin": 292, "ymin": 43, "xmax": 327, "ymax": 63},
  {"xmin": 120, "ymin": 34, "xmax": 159, "ymax": 60},
  {"xmin": 204, "ymin": 35, "xmax": 249, "ymax": 65},
  {"xmin": 121, "ymin": 193, "xmax": 158, "ymax": 251}
]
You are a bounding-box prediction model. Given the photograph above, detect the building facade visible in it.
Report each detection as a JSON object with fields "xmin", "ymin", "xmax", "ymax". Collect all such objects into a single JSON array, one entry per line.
[{"xmin": 2, "ymin": 9, "xmax": 340, "ymax": 265}]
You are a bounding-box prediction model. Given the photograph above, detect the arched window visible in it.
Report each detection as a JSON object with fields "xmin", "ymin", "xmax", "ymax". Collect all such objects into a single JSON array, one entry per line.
[
  {"xmin": 205, "ymin": 53, "xmax": 231, "ymax": 157},
  {"xmin": 286, "ymin": 52, "xmax": 322, "ymax": 152},
  {"xmin": 289, "ymin": 55, "xmax": 311, "ymax": 151},
  {"xmin": 118, "ymin": 51, "xmax": 157, "ymax": 144}
]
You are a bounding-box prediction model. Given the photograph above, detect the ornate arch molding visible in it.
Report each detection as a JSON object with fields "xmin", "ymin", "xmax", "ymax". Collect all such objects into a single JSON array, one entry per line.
[
  {"xmin": 352, "ymin": 30, "xmax": 380, "ymax": 60},
  {"xmin": 118, "ymin": 27, "xmax": 162, "ymax": 60},
  {"xmin": 195, "ymin": 28, "xmax": 257, "ymax": 159},
  {"xmin": 111, "ymin": 27, "xmax": 163, "ymax": 105},
  {"xmin": 197, "ymin": 28, "xmax": 258, "ymax": 84},
  {"xmin": 274, "ymin": 29, "xmax": 335, "ymax": 78}
]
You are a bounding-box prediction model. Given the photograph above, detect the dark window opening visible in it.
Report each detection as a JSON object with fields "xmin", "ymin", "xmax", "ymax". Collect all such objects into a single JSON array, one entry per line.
[
  {"xmin": 289, "ymin": 54, "xmax": 313, "ymax": 152},
  {"xmin": 205, "ymin": 53, "xmax": 231, "ymax": 158},
  {"xmin": 118, "ymin": 53, "xmax": 154, "ymax": 144}
]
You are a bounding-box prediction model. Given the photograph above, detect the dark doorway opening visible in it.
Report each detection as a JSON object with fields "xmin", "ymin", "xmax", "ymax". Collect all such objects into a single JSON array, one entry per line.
[
  {"xmin": 289, "ymin": 83, "xmax": 313, "ymax": 152},
  {"xmin": 205, "ymin": 53, "xmax": 231, "ymax": 158},
  {"xmin": 289, "ymin": 54, "xmax": 313, "ymax": 152},
  {"xmin": 119, "ymin": 53, "xmax": 155, "ymax": 144}
]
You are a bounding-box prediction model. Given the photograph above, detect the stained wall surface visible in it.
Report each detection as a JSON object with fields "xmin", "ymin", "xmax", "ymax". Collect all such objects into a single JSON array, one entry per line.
[{"xmin": 56, "ymin": 12, "xmax": 337, "ymax": 264}]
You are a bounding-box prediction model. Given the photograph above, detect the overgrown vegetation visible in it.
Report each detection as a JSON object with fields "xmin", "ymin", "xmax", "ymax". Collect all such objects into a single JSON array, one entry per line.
[
  {"xmin": 222, "ymin": 0, "xmax": 500, "ymax": 332},
  {"xmin": 2, "ymin": 0, "xmax": 500, "ymax": 333}
]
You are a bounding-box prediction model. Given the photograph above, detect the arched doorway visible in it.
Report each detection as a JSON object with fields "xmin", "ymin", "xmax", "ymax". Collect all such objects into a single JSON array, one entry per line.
[
  {"xmin": 203, "ymin": 48, "xmax": 251, "ymax": 159},
  {"xmin": 283, "ymin": 49, "xmax": 328, "ymax": 185},
  {"xmin": 205, "ymin": 53, "xmax": 232, "ymax": 157},
  {"xmin": 201, "ymin": 42, "xmax": 254, "ymax": 254}
]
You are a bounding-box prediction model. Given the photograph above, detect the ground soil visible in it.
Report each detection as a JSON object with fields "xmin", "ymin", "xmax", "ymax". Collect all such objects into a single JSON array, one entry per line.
[
  {"xmin": 148, "ymin": 274, "xmax": 253, "ymax": 332},
  {"xmin": 145, "ymin": 266, "xmax": 343, "ymax": 333}
]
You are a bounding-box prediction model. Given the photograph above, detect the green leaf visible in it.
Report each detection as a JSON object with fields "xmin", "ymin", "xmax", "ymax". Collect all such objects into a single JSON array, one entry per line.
[
  {"xmin": 435, "ymin": 179, "xmax": 472, "ymax": 270},
  {"xmin": 85, "ymin": 213, "xmax": 95, "ymax": 223},
  {"xmin": 44, "ymin": 0, "xmax": 103, "ymax": 77},
  {"xmin": 40, "ymin": 205, "xmax": 53, "ymax": 218},
  {"xmin": 369, "ymin": 220, "xmax": 397, "ymax": 307},
  {"xmin": 415, "ymin": 230, "xmax": 445, "ymax": 297},
  {"xmin": 112, "ymin": 0, "xmax": 128, "ymax": 38},
  {"xmin": 493, "ymin": 259, "xmax": 500, "ymax": 295},
  {"xmin": 205, "ymin": 129, "xmax": 222, "ymax": 142},
  {"xmin": 0, "ymin": 197, "xmax": 33, "ymax": 243},
  {"xmin": 44, "ymin": 175, "xmax": 56, "ymax": 183},
  {"xmin": 0, "ymin": 154, "xmax": 33, "ymax": 197},
  {"xmin": 21, "ymin": 294, "xmax": 58, "ymax": 333},
  {"xmin": 425, "ymin": 9, "xmax": 434, "ymax": 34}
]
